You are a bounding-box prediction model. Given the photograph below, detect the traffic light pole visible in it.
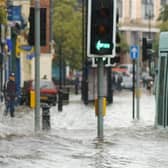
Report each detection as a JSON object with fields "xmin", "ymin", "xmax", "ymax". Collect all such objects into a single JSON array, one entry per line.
[
  {"xmin": 136, "ymin": 56, "xmax": 140, "ymax": 120},
  {"xmin": 35, "ymin": 0, "xmax": 41, "ymax": 132},
  {"xmin": 58, "ymin": 42, "xmax": 63, "ymax": 112},
  {"xmin": 132, "ymin": 59, "xmax": 135, "ymax": 120},
  {"xmin": 97, "ymin": 57, "xmax": 104, "ymax": 139}
]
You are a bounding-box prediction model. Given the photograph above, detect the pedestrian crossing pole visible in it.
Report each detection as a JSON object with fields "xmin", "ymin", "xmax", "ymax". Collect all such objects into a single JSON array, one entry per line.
[
  {"xmin": 97, "ymin": 58, "xmax": 104, "ymax": 139},
  {"xmin": 34, "ymin": 0, "xmax": 41, "ymax": 132}
]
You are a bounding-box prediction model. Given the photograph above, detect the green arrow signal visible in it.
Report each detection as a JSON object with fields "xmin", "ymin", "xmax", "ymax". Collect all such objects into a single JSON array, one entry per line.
[{"xmin": 96, "ymin": 40, "xmax": 111, "ymax": 51}]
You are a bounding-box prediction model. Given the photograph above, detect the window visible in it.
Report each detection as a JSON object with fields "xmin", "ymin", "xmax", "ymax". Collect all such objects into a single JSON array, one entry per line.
[
  {"xmin": 129, "ymin": 0, "xmax": 132, "ymax": 18},
  {"xmin": 142, "ymin": 0, "xmax": 154, "ymax": 20},
  {"xmin": 161, "ymin": 0, "xmax": 168, "ymax": 5},
  {"xmin": 117, "ymin": 0, "xmax": 123, "ymax": 18},
  {"xmin": 131, "ymin": 31, "xmax": 139, "ymax": 45}
]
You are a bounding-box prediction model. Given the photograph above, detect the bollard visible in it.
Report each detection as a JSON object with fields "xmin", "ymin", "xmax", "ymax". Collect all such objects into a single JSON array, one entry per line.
[
  {"xmin": 41, "ymin": 103, "xmax": 51, "ymax": 130},
  {"xmin": 58, "ymin": 90, "xmax": 63, "ymax": 111}
]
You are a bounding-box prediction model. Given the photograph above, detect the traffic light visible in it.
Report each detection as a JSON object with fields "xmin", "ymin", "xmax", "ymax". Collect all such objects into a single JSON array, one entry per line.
[
  {"xmin": 142, "ymin": 37, "xmax": 153, "ymax": 61},
  {"xmin": 28, "ymin": 7, "xmax": 34, "ymax": 45},
  {"xmin": 28, "ymin": 7, "xmax": 46, "ymax": 46},
  {"xmin": 110, "ymin": 56, "xmax": 120, "ymax": 64},
  {"xmin": 116, "ymin": 32, "xmax": 121, "ymax": 54},
  {"xmin": 40, "ymin": 8, "xmax": 46, "ymax": 46},
  {"xmin": 94, "ymin": 57, "xmax": 120, "ymax": 65},
  {"xmin": 115, "ymin": 9, "xmax": 120, "ymax": 55},
  {"xmin": 87, "ymin": 0, "xmax": 115, "ymax": 56}
]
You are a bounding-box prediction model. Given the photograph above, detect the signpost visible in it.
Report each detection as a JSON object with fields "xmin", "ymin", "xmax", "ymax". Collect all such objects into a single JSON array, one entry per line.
[
  {"xmin": 130, "ymin": 45, "xmax": 139, "ymax": 60},
  {"xmin": 87, "ymin": 0, "xmax": 117, "ymax": 139},
  {"xmin": 130, "ymin": 45, "xmax": 139, "ymax": 120},
  {"xmin": 7, "ymin": 5, "xmax": 22, "ymax": 21}
]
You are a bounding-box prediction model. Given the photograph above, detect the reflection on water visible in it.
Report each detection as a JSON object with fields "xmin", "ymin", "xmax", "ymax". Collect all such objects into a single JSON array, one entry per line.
[{"xmin": 0, "ymin": 126, "xmax": 168, "ymax": 168}]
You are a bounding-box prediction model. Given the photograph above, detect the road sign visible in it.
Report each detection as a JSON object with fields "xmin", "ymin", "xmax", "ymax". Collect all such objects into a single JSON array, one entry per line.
[
  {"xmin": 130, "ymin": 45, "xmax": 139, "ymax": 59},
  {"xmin": 7, "ymin": 5, "xmax": 22, "ymax": 21},
  {"xmin": 19, "ymin": 45, "xmax": 32, "ymax": 51}
]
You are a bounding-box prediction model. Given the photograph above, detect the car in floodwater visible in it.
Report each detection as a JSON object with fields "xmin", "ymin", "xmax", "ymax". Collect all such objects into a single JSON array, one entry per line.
[{"xmin": 20, "ymin": 80, "xmax": 58, "ymax": 106}]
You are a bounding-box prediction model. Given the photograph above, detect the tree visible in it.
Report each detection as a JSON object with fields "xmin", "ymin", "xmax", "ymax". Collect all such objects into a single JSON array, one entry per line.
[
  {"xmin": 53, "ymin": 0, "xmax": 82, "ymax": 70},
  {"xmin": 158, "ymin": 4, "xmax": 168, "ymax": 22},
  {"xmin": 158, "ymin": 4, "xmax": 168, "ymax": 31},
  {"xmin": 120, "ymin": 33, "xmax": 129, "ymax": 54},
  {"xmin": 0, "ymin": 7, "xmax": 7, "ymax": 24},
  {"xmin": 154, "ymin": 4, "xmax": 168, "ymax": 56}
]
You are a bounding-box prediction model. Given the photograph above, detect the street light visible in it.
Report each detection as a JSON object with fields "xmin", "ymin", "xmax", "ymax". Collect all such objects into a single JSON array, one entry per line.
[
  {"xmin": 147, "ymin": 4, "xmax": 154, "ymax": 76},
  {"xmin": 34, "ymin": 0, "xmax": 41, "ymax": 132}
]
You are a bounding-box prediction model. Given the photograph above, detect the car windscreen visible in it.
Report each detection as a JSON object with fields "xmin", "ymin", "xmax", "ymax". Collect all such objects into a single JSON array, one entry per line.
[
  {"xmin": 40, "ymin": 81, "xmax": 55, "ymax": 89},
  {"xmin": 32, "ymin": 80, "xmax": 55, "ymax": 89}
]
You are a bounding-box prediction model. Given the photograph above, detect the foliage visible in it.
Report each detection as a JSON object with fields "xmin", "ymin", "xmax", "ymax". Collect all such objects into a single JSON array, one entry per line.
[
  {"xmin": 157, "ymin": 4, "xmax": 168, "ymax": 31},
  {"xmin": 53, "ymin": 0, "xmax": 82, "ymax": 70},
  {"xmin": 152, "ymin": 34, "xmax": 159, "ymax": 58},
  {"xmin": 158, "ymin": 4, "xmax": 168, "ymax": 22},
  {"xmin": 120, "ymin": 33, "xmax": 129, "ymax": 53},
  {"xmin": 158, "ymin": 21, "xmax": 168, "ymax": 32},
  {"xmin": 153, "ymin": 4, "xmax": 168, "ymax": 59},
  {"xmin": 0, "ymin": 7, "xmax": 7, "ymax": 24}
]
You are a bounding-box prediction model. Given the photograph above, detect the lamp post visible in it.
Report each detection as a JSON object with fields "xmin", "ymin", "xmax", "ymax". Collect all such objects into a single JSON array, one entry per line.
[
  {"xmin": 58, "ymin": 12, "xmax": 63, "ymax": 112},
  {"xmin": 147, "ymin": 6, "xmax": 154, "ymax": 76},
  {"xmin": 58, "ymin": 40, "xmax": 63, "ymax": 112},
  {"xmin": 50, "ymin": 0, "xmax": 53, "ymax": 42},
  {"xmin": 34, "ymin": 0, "xmax": 41, "ymax": 131}
]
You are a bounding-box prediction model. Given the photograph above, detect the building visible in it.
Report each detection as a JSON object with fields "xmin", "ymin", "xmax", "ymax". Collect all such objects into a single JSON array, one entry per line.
[
  {"xmin": 30, "ymin": 0, "xmax": 52, "ymax": 82},
  {"xmin": 0, "ymin": 0, "xmax": 54, "ymax": 99},
  {"xmin": 6, "ymin": 0, "xmax": 53, "ymax": 88},
  {"xmin": 117, "ymin": 0, "xmax": 165, "ymax": 64}
]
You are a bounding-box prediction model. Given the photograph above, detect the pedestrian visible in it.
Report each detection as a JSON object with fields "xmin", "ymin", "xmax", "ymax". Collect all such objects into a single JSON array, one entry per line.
[
  {"xmin": 146, "ymin": 79, "xmax": 153, "ymax": 95},
  {"xmin": 112, "ymin": 72, "xmax": 116, "ymax": 90},
  {"xmin": 4, "ymin": 72, "xmax": 17, "ymax": 117},
  {"xmin": 117, "ymin": 73, "xmax": 123, "ymax": 91},
  {"xmin": 42, "ymin": 74, "xmax": 47, "ymax": 79},
  {"xmin": 75, "ymin": 76, "xmax": 79, "ymax": 95}
]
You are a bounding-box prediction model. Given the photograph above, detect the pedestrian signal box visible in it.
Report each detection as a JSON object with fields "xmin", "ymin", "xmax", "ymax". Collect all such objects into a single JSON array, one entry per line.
[
  {"xmin": 87, "ymin": 0, "xmax": 116, "ymax": 57},
  {"xmin": 142, "ymin": 37, "xmax": 153, "ymax": 61}
]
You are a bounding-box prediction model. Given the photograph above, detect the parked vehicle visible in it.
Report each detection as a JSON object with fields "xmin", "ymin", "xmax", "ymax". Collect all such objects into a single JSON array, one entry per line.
[
  {"xmin": 112, "ymin": 67, "xmax": 133, "ymax": 90},
  {"xmin": 121, "ymin": 72, "xmax": 133, "ymax": 89},
  {"xmin": 118, "ymin": 64, "xmax": 133, "ymax": 74},
  {"xmin": 20, "ymin": 80, "xmax": 58, "ymax": 106}
]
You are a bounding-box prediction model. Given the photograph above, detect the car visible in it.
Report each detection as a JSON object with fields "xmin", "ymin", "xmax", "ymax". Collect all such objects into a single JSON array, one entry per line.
[
  {"xmin": 121, "ymin": 72, "xmax": 133, "ymax": 89},
  {"xmin": 118, "ymin": 64, "xmax": 133, "ymax": 74},
  {"xmin": 32, "ymin": 80, "xmax": 58, "ymax": 106},
  {"xmin": 117, "ymin": 64, "xmax": 133, "ymax": 89},
  {"xmin": 20, "ymin": 80, "xmax": 58, "ymax": 106}
]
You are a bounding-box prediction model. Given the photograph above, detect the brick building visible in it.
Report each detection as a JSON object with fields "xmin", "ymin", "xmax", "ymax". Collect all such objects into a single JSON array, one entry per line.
[{"xmin": 26, "ymin": 0, "xmax": 52, "ymax": 81}]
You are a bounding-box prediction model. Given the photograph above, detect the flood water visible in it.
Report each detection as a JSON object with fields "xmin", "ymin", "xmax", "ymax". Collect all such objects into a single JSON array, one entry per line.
[{"xmin": 0, "ymin": 90, "xmax": 168, "ymax": 168}]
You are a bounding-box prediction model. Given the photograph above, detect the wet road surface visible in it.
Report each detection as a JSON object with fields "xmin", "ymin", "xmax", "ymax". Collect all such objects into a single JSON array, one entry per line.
[{"xmin": 0, "ymin": 91, "xmax": 168, "ymax": 168}]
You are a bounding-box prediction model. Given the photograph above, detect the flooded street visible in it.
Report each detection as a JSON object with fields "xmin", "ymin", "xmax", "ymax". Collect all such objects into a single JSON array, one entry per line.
[{"xmin": 0, "ymin": 90, "xmax": 168, "ymax": 168}]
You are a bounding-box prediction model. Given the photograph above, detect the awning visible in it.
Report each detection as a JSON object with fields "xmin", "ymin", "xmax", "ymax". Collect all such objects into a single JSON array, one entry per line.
[{"xmin": 112, "ymin": 67, "xmax": 127, "ymax": 73}]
